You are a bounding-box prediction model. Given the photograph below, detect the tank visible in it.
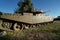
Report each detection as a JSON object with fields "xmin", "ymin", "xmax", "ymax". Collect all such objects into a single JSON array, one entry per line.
[
  {"xmin": 0, "ymin": 11, "xmax": 54, "ymax": 31},
  {"xmin": 0, "ymin": 0, "xmax": 54, "ymax": 31}
]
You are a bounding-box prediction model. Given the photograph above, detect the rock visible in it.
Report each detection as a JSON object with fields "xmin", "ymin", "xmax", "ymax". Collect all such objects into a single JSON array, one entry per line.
[{"xmin": 0, "ymin": 31, "xmax": 7, "ymax": 37}]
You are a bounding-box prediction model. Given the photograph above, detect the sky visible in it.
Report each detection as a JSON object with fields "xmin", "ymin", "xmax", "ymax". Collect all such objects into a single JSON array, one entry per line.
[{"xmin": 0, "ymin": 0, "xmax": 60, "ymax": 17}]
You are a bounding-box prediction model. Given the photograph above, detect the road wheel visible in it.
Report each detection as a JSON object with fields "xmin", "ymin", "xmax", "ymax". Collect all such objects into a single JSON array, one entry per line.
[
  {"xmin": 13, "ymin": 23, "xmax": 20, "ymax": 31},
  {"xmin": 2, "ymin": 22, "xmax": 12, "ymax": 29},
  {"xmin": 24, "ymin": 25, "xmax": 29, "ymax": 29}
]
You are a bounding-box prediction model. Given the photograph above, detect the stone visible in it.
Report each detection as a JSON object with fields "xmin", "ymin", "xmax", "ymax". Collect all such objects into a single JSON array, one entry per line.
[{"xmin": 0, "ymin": 31, "xmax": 7, "ymax": 37}]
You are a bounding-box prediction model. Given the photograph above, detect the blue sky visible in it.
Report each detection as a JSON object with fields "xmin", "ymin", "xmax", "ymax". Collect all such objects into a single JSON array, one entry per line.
[{"xmin": 0, "ymin": 0, "xmax": 60, "ymax": 17}]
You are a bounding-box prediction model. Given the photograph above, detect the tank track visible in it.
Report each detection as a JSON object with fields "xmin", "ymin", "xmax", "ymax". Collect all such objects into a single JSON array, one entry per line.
[{"xmin": 0, "ymin": 18, "xmax": 53, "ymax": 31}]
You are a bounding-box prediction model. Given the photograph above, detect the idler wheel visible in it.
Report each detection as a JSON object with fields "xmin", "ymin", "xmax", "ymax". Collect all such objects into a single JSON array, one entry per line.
[{"xmin": 13, "ymin": 23, "xmax": 20, "ymax": 31}]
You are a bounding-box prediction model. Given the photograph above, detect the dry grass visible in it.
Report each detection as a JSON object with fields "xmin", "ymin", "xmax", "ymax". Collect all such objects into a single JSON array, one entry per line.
[{"xmin": 0, "ymin": 21, "xmax": 60, "ymax": 40}]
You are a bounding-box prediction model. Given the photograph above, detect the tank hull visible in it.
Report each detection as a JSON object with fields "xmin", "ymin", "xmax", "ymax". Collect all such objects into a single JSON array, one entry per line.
[{"xmin": 0, "ymin": 13, "xmax": 54, "ymax": 31}]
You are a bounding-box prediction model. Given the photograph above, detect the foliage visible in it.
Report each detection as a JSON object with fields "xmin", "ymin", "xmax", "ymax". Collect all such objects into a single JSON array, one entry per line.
[
  {"xmin": 15, "ymin": 0, "xmax": 33, "ymax": 13},
  {"xmin": 0, "ymin": 12, "xmax": 3, "ymax": 15}
]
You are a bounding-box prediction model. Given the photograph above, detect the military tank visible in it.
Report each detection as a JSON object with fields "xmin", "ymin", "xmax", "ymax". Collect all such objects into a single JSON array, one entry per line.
[
  {"xmin": 0, "ymin": 10, "xmax": 54, "ymax": 31},
  {"xmin": 0, "ymin": 0, "xmax": 54, "ymax": 31}
]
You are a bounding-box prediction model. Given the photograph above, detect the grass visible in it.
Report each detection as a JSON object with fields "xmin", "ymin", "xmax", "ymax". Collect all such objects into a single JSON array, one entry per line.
[{"xmin": 0, "ymin": 21, "xmax": 60, "ymax": 40}]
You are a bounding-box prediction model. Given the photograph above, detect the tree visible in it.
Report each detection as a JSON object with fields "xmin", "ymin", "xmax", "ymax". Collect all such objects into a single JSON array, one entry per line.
[
  {"xmin": 24, "ymin": 0, "xmax": 33, "ymax": 10},
  {"xmin": 0, "ymin": 12, "xmax": 3, "ymax": 15},
  {"xmin": 15, "ymin": 0, "xmax": 33, "ymax": 14}
]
